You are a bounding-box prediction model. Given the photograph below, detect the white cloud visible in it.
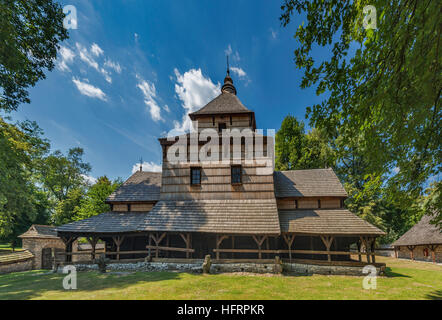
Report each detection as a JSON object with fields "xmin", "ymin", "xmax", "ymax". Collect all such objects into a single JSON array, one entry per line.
[
  {"xmin": 137, "ymin": 78, "xmax": 163, "ymax": 122},
  {"xmin": 173, "ymin": 68, "xmax": 220, "ymax": 134},
  {"xmin": 224, "ymin": 44, "xmax": 233, "ymax": 56},
  {"xmin": 81, "ymin": 174, "xmax": 97, "ymax": 185},
  {"xmin": 72, "ymin": 78, "xmax": 107, "ymax": 101},
  {"xmin": 76, "ymin": 42, "xmax": 113, "ymax": 82},
  {"xmin": 225, "ymin": 44, "xmax": 240, "ymax": 62},
  {"xmin": 270, "ymin": 28, "xmax": 278, "ymax": 39},
  {"xmin": 76, "ymin": 42, "xmax": 100, "ymax": 71},
  {"xmin": 57, "ymin": 46, "xmax": 75, "ymax": 72},
  {"xmin": 132, "ymin": 161, "xmax": 162, "ymax": 173},
  {"xmin": 104, "ymin": 59, "xmax": 122, "ymax": 74},
  {"xmin": 163, "ymin": 105, "xmax": 170, "ymax": 113},
  {"xmin": 230, "ymin": 67, "xmax": 246, "ymax": 78},
  {"xmin": 91, "ymin": 43, "xmax": 104, "ymax": 57}
]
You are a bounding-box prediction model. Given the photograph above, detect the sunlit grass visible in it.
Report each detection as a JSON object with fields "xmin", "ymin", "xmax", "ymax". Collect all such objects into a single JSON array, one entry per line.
[{"xmin": 0, "ymin": 256, "xmax": 440, "ymax": 300}]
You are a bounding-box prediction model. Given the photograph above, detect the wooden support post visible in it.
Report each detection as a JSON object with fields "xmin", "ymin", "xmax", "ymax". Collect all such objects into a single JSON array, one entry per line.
[
  {"xmin": 60, "ymin": 236, "xmax": 76, "ymax": 263},
  {"xmin": 148, "ymin": 233, "xmax": 152, "ymax": 259},
  {"xmin": 179, "ymin": 233, "xmax": 192, "ymax": 258},
  {"xmin": 370, "ymin": 238, "xmax": 376, "ymax": 263},
  {"xmin": 252, "ymin": 235, "xmax": 267, "ymax": 259},
  {"xmin": 360, "ymin": 237, "xmax": 370, "ymax": 263},
  {"xmin": 282, "ymin": 234, "xmax": 295, "ymax": 261},
  {"xmin": 215, "ymin": 235, "xmax": 229, "ymax": 260},
  {"xmin": 357, "ymin": 240, "xmax": 362, "ymax": 262},
  {"xmin": 231, "ymin": 236, "xmax": 235, "ymax": 259},
  {"xmin": 87, "ymin": 237, "xmax": 98, "ymax": 260},
  {"xmin": 394, "ymin": 246, "xmax": 398, "ymax": 259},
  {"xmin": 429, "ymin": 245, "xmax": 438, "ymax": 264},
  {"xmin": 320, "ymin": 236, "xmax": 334, "ymax": 262},
  {"xmin": 407, "ymin": 245, "xmax": 415, "ymax": 260},
  {"xmin": 166, "ymin": 234, "xmax": 170, "ymax": 258},
  {"xmin": 112, "ymin": 236, "xmax": 125, "ymax": 261},
  {"xmin": 151, "ymin": 233, "xmax": 166, "ymax": 258}
]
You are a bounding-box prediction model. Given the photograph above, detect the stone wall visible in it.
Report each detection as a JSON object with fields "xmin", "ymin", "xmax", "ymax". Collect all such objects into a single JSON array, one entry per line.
[
  {"xmin": 0, "ymin": 259, "xmax": 33, "ymax": 274},
  {"xmin": 22, "ymin": 238, "xmax": 65, "ymax": 269},
  {"xmin": 283, "ymin": 262, "xmax": 385, "ymax": 276},
  {"xmin": 56, "ymin": 260, "xmax": 383, "ymax": 276},
  {"xmin": 396, "ymin": 245, "xmax": 442, "ymax": 263}
]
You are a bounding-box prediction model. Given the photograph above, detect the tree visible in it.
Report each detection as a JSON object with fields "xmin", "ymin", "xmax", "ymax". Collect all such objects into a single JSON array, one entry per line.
[
  {"xmin": 422, "ymin": 182, "xmax": 442, "ymax": 230},
  {"xmin": 275, "ymin": 115, "xmax": 307, "ymax": 170},
  {"xmin": 0, "ymin": 117, "xmax": 50, "ymax": 246},
  {"xmin": 275, "ymin": 115, "xmax": 335, "ymax": 170},
  {"xmin": 39, "ymin": 148, "xmax": 91, "ymax": 202},
  {"xmin": 280, "ymin": 0, "xmax": 441, "ymax": 214},
  {"xmin": 0, "ymin": 0, "xmax": 68, "ymax": 111},
  {"xmin": 74, "ymin": 176, "xmax": 121, "ymax": 221},
  {"xmin": 52, "ymin": 187, "xmax": 84, "ymax": 226}
]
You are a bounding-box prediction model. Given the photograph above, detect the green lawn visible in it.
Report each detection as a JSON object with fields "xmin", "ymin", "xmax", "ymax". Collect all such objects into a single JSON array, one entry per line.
[
  {"xmin": 0, "ymin": 257, "xmax": 440, "ymax": 300},
  {"xmin": 0, "ymin": 244, "xmax": 22, "ymax": 253}
]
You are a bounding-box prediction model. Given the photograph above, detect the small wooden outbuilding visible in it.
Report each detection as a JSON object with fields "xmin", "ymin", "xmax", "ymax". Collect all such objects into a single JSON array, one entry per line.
[{"xmin": 393, "ymin": 215, "xmax": 442, "ymax": 263}]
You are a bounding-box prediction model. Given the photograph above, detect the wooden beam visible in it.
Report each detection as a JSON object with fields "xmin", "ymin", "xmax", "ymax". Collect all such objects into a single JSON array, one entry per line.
[
  {"xmin": 146, "ymin": 246, "xmax": 195, "ymax": 253},
  {"xmin": 215, "ymin": 235, "xmax": 229, "ymax": 260},
  {"xmin": 112, "ymin": 236, "xmax": 125, "ymax": 261},
  {"xmin": 282, "ymin": 233, "xmax": 295, "ymax": 260},
  {"xmin": 320, "ymin": 236, "xmax": 334, "ymax": 262},
  {"xmin": 252, "ymin": 235, "xmax": 267, "ymax": 259},
  {"xmin": 428, "ymin": 244, "xmax": 438, "ymax": 264},
  {"xmin": 407, "ymin": 245, "xmax": 416, "ymax": 260}
]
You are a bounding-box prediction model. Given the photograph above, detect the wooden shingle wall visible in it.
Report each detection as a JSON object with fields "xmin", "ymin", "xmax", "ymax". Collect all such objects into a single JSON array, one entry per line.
[{"xmin": 161, "ymin": 140, "xmax": 275, "ymax": 200}]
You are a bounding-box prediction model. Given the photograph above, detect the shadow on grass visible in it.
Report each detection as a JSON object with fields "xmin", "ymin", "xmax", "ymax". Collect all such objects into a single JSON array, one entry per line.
[
  {"xmin": 384, "ymin": 267, "xmax": 411, "ymax": 278},
  {"xmin": 425, "ymin": 290, "xmax": 442, "ymax": 300},
  {"xmin": 0, "ymin": 270, "xmax": 181, "ymax": 300}
]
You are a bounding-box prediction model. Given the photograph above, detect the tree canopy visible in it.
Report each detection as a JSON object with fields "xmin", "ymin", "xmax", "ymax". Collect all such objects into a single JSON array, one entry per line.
[
  {"xmin": 0, "ymin": 0, "xmax": 68, "ymax": 112},
  {"xmin": 280, "ymin": 0, "xmax": 441, "ymax": 223}
]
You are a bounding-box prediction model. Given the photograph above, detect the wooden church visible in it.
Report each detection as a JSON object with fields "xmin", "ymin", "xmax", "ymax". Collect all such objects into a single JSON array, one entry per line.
[{"xmin": 57, "ymin": 69, "xmax": 385, "ymax": 266}]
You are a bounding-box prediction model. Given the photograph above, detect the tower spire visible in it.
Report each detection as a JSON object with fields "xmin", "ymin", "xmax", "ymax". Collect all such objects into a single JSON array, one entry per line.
[
  {"xmin": 222, "ymin": 55, "xmax": 237, "ymax": 95},
  {"xmin": 226, "ymin": 55, "xmax": 230, "ymax": 75},
  {"xmin": 139, "ymin": 157, "xmax": 143, "ymax": 172}
]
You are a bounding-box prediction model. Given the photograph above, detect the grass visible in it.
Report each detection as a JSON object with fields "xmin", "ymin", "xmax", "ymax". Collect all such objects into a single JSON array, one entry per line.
[
  {"xmin": 0, "ymin": 244, "xmax": 22, "ymax": 253},
  {"xmin": 0, "ymin": 256, "xmax": 440, "ymax": 300}
]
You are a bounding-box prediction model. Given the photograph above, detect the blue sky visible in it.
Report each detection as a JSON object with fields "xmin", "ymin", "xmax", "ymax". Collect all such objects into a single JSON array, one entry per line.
[{"xmin": 11, "ymin": 0, "xmax": 328, "ymax": 182}]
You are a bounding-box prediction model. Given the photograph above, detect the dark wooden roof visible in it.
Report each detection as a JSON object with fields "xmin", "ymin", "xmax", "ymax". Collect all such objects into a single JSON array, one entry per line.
[
  {"xmin": 392, "ymin": 214, "xmax": 442, "ymax": 246},
  {"xmin": 56, "ymin": 212, "xmax": 148, "ymax": 234},
  {"xmin": 279, "ymin": 209, "xmax": 385, "ymax": 236},
  {"xmin": 19, "ymin": 225, "xmax": 59, "ymax": 239},
  {"xmin": 139, "ymin": 200, "xmax": 281, "ymax": 234},
  {"xmin": 106, "ymin": 171, "xmax": 161, "ymax": 203},
  {"xmin": 274, "ymin": 169, "xmax": 348, "ymax": 198},
  {"xmin": 57, "ymin": 200, "xmax": 281, "ymax": 235},
  {"xmin": 188, "ymin": 92, "xmax": 253, "ymax": 119}
]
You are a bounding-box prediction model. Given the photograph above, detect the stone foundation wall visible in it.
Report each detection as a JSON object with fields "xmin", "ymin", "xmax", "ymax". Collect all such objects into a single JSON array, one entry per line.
[
  {"xmin": 283, "ymin": 263, "xmax": 384, "ymax": 276},
  {"xmin": 396, "ymin": 245, "xmax": 442, "ymax": 263},
  {"xmin": 0, "ymin": 259, "xmax": 33, "ymax": 274},
  {"xmin": 56, "ymin": 260, "xmax": 382, "ymax": 276}
]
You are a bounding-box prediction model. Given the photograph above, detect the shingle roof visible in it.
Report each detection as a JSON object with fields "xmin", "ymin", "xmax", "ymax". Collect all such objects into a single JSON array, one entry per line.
[
  {"xmin": 188, "ymin": 92, "xmax": 253, "ymax": 118},
  {"xmin": 106, "ymin": 171, "xmax": 162, "ymax": 202},
  {"xmin": 392, "ymin": 214, "xmax": 442, "ymax": 246},
  {"xmin": 274, "ymin": 169, "xmax": 348, "ymax": 198},
  {"xmin": 56, "ymin": 212, "xmax": 148, "ymax": 234},
  {"xmin": 0, "ymin": 250, "xmax": 34, "ymax": 265},
  {"xmin": 19, "ymin": 225, "xmax": 59, "ymax": 239},
  {"xmin": 279, "ymin": 209, "xmax": 385, "ymax": 236},
  {"xmin": 57, "ymin": 200, "xmax": 281, "ymax": 235},
  {"xmin": 139, "ymin": 200, "xmax": 281, "ymax": 234}
]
